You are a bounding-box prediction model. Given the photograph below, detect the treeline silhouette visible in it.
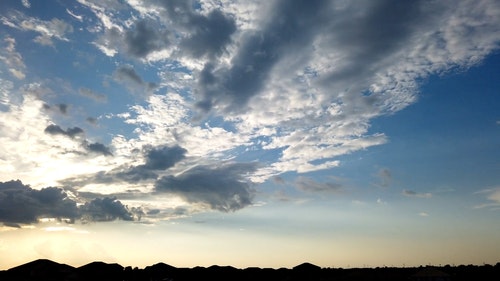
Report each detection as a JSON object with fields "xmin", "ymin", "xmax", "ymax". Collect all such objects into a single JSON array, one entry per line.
[{"xmin": 1, "ymin": 259, "xmax": 499, "ymax": 281}]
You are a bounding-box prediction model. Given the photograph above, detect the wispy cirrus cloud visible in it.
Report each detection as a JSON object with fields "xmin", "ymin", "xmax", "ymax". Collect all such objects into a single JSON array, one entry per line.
[
  {"xmin": 474, "ymin": 187, "xmax": 500, "ymax": 210},
  {"xmin": 1, "ymin": 11, "xmax": 73, "ymax": 46},
  {"xmin": 0, "ymin": 37, "xmax": 26, "ymax": 80}
]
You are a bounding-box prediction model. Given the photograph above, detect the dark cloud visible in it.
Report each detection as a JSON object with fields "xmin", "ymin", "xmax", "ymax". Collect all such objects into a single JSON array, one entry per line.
[
  {"xmin": 320, "ymin": 0, "xmax": 430, "ymax": 88},
  {"xmin": 195, "ymin": 0, "xmax": 329, "ymax": 113},
  {"xmin": 57, "ymin": 103, "xmax": 68, "ymax": 114},
  {"xmin": 141, "ymin": 145, "xmax": 187, "ymax": 170},
  {"xmin": 375, "ymin": 168, "xmax": 392, "ymax": 188},
  {"xmin": 44, "ymin": 124, "xmax": 84, "ymax": 138},
  {"xmin": 295, "ymin": 176, "xmax": 343, "ymax": 193},
  {"xmin": 272, "ymin": 176, "xmax": 286, "ymax": 185},
  {"xmin": 0, "ymin": 180, "xmax": 138, "ymax": 225},
  {"xmin": 155, "ymin": 163, "xmax": 257, "ymax": 212},
  {"xmin": 0, "ymin": 180, "xmax": 79, "ymax": 224},
  {"xmin": 151, "ymin": 0, "xmax": 236, "ymax": 58},
  {"xmin": 402, "ymin": 189, "xmax": 432, "ymax": 198},
  {"xmin": 42, "ymin": 103, "xmax": 70, "ymax": 115},
  {"xmin": 115, "ymin": 65, "xmax": 144, "ymax": 85},
  {"xmin": 180, "ymin": 9, "xmax": 236, "ymax": 58},
  {"xmin": 44, "ymin": 125, "xmax": 113, "ymax": 157},
  {"xmin": 86, "ymin": 117, "xmax": 98, "ymax": 125},
  {"xmin": 114, "ymin": 65, "xmax": 157, "ymax": 91},
  {"xmin": 78, "ymin": 87, "xmax": 107, "ymax": 102},
  {"xmin": 114, "ymin": 167, "xmax": 158, "ymax": 183},
  {"xmin": 124, "ymin": 20, "xmax": 170, "ymax": 58},
  {"xmin": 60, "ymin": 145, "xmax": 187, "ymax": 186},
  {"xmin": 79, "ymin": 197, "xmax": 134, "ymax": 222},
  {"xmin": 111, "ymin": 145, "xmax": 187, "ymax": 182},
  {"xmin": 84, "ymin": 141, "xmax": 113, "ymax": 156}
]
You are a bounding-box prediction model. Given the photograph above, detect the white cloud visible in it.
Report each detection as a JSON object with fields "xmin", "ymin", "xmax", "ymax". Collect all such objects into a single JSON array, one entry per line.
[
  {"xmin": 0, "ymin": 37, "xmax": 26, "ymax": 80},
  {"xmin": 21, "ymin": 0, "xmax": 31, "ymax": 9},
  {"xmin": 0, "ymin": 11, "xmax": 73, "ymax": 46},
  {"xmin": 66, "ymin": 9, "xmax": 83, "ymax": 22},
  {"xmin": 474, "ymin": 187, "xmax": 500, "ymax": 210}
]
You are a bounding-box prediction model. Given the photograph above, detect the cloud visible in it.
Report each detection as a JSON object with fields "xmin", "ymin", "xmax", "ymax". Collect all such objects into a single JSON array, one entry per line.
[
  {"xmin": 0, "ymin": 11, "xmax": 73, "ymax": 46},
  {"xmin": 66, "ymin": 8, "xmax": 83, "ymax": 22},
  {"xmin": 43, "ymin": 103, "xmax": 69, "ymax": 115},
  {"xmin": 187, "ymin": 0, "xmax": 500, "ymax": 178},
  {"xmin": 375, "ymin": 168, "xmax": 392, "ymax": 188},
  {"xmin": 0, "ymin": 180, "xmax": 139, "ymax": 225},
  {"xmin": 195, "ymin": 0, "xmax": 329, "ymax": 113},
  {"xmin": 124, "ymin": 20, "xmax": 171, "ymax": 58},
  {"xmin": 22, "ymin": 0, "xmax": 31, "ymax": 9},
  {"xmin": 44, "ymin": 124, "xmax": 84, "ymax": 138},
  {"xmin": 272, "ymin": 176, "xmax": 285, "ymax": 185},
  {"xmin": 141, "ymin": 145, "xmax": 187, "ymax": 170},
  {"xmin": 402, "ymin": 189, "xmax": 432, "ymax": 198},
  {"xmin": 84, "ymin": 141, "xmax": 113, "ymax": 156},
  {"xmin": 60, "ymin": 145, "xmax": 187, "ymax": 186},
  {"xmin": 155, "ymin": 162, "xmax": 257, "ymax": 212},
  {"xmin": 0, "ymin": 37, "xmax": 26, "ymax": 80},
  {"xmin": 79, "ymin": 197, "xmax": 135, "ymax": 222},
  {"xmin": 113, "ymin": 65, "xmax": 157, "ymax": 94},
  {"xmin": 86, "ymin": 0, "xmax": 236, "ymax": 61},
  {"xmin": 78, "ymin": 87, "xmax": 107, "ymax": 102},
  {"xmin": 179, "ymin": 9, "xmax": 236, "ymax": 58},
  {"xmin": 43, "ymin": 125, "xmax": 113, "ymax": 156},
  {"xmin": 154, "ymin": 0, "xmax": 237, "ymax": 59},
  {"xmin": 57, "ymin": 103, "xmax": 68, "ymax": 114},
  {"xmin": 86, "ymin": 117, "xmax": 98, "ymax": 125},
  {"xmin": 0, "ymin": 180, "xmax": 79, "ymax": 224},
  {"xmin": 295, "ymin": 176, "xmax": 343, "ymax": 193},
  {"xmin": 474, "ymin": 187, "xmax": 500, "ymax": 210}
]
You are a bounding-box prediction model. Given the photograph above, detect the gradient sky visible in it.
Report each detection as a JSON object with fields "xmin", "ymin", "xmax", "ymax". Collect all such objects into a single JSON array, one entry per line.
[{"xmin": 0, "ymin": 0, "xmax": 499, "ymax": 270}]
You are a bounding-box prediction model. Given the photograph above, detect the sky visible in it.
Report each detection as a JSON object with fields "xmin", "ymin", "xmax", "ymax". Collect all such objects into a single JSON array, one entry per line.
[{"xmin": 0, "ymin": 0, "xmax": 499, "ymax": 270}]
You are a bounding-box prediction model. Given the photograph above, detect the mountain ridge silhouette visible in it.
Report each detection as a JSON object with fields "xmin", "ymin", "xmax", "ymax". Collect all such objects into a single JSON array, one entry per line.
[{"xmin": 1, "ymin": 259, "xmax": 499, "ymax": 281}]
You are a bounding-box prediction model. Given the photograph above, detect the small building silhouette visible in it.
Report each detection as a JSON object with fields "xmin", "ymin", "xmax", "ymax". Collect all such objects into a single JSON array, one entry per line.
[{"xmin": 411, "ymin": 267, "xmax": 451, "ymax": 281}]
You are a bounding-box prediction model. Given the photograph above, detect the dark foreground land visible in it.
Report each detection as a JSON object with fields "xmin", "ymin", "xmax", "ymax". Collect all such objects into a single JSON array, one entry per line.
[{"xmin": 1, "ymin": 259, "xmax": 499, "ymax": 281}]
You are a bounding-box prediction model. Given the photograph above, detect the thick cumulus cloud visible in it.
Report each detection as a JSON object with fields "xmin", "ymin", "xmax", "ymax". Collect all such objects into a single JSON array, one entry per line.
[
  {"xmin": 196, "ymin": 0, "xmax": 328, "ymax": 113},
  {"xmin": 156, "ymin": 0, "xmax": 237, "ymax": 58},
  {"xmin": 79, "ymin": 197, "xmax": 134, "ymax": 222},
  {"xmin": 179, "ymin": 9, "xmax": 236, "ymax": 58},
  {"xmin": 141, "ymin": 145, "xmax": 187, "ymax": 170},
  {"xmin": 0, "ymin": 180, "xmax": 79, "ymax": 225},
  {"xmin": 124, "ymin": 20, "xmax": 171, "ymax": 58},
  {"xmin": 0, "ymin": 180, "xmax": 137, "ymax": 225},
  {"xmin": 87, "ymin": 0, "xmax": 236, "ymax": 60},
  {"xmin": 155, "ymin": 163, "xmax": 257, "ymax": 212}
]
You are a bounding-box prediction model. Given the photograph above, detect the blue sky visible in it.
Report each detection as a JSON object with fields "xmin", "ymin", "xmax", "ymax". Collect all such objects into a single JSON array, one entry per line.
[{"xmin": 0, "ymin": 0, "xmax": 499, "ymax": 269}]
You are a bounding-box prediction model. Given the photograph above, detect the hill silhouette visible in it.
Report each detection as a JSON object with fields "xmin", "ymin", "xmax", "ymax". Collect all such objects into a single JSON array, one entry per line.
[{"xmin": 0, "ymin": 259, "xmax": 499, "ymax": 281}]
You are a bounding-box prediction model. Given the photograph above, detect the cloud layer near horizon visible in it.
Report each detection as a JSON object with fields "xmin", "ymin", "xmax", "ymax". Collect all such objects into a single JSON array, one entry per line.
[
  {"xmin": 0, "ymin": 0, "xmax": 498, "ymax": 224},
  {"xmin": 0, "ymin": 180, "xmax": 137, "ymax": 226}
]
